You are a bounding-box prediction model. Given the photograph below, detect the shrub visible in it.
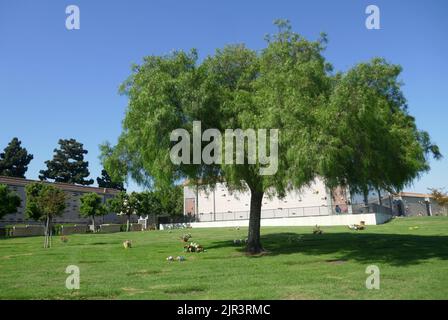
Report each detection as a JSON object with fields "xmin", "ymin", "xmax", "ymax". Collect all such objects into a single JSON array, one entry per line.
[
  {"xmin": 181, "ymin": 233, "xmax": 192, "ymax": 242},
  {"xmin": 313, "ymin": 225, "xmax": 323, "ymax": 235},
  {"xmin": 123, "ymin": 240, "xmax": 132, "ymax": 249}
]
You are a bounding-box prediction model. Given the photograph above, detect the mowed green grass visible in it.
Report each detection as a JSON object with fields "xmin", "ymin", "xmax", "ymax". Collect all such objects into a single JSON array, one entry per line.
[{"xmin": 0, "ymin": 216, "xmax": 447, "ymax": 300}]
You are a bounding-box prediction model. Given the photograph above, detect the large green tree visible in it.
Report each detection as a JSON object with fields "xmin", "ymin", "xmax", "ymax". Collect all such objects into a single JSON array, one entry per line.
[
  {"xmin": 79, "ymin": 192, "xmax": 107, "ymax": 231},
  {"xmin": 39, "ymin": 139, "xmax": 94, "ymax": 185},
  {"xmin": 25, "ymin": 183, "xmax": 66, "ymax": 248},
  {"xmin": 97, "ymin": 169, "xmax": 126, "ymax": 191},
  {"xmin": 101, "ymin": 21, "xmax": 440, "ymax": 253},
  {"xmin": 0, "ymin": 138, "xmax": 33, "ymax": 178},
  {"xmin": 0, "ymin": 184, "xmax": 21, "ymax": 219}
]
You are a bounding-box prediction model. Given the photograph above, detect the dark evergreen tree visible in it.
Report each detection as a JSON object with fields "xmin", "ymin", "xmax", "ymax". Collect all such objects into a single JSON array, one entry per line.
[
  {"xmin": 39, "ymin": 139, "xmax": 94, "ymax": 185},
  {"xmin": 96, "ymin": 169, "xmax": 125, "ymax": 191},
  {"xmin": 0, "ymin": 138, "xmax": 34, "ymax": 178}
]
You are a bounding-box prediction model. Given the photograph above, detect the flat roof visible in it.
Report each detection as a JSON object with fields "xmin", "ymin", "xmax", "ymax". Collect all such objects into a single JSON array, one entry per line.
[
  {"xmin": 396, "ymin": 192, "xmax": 433, "ymax": 198},
  {"xmin": 0, "ymin": 176, "xmax": 120, "ymax": 195}
]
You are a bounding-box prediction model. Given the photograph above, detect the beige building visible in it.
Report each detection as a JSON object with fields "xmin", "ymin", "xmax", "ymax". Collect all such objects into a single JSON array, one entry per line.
[{"xmin": 0, "ymin": 176, "xmax": 122, "ymax": 226}]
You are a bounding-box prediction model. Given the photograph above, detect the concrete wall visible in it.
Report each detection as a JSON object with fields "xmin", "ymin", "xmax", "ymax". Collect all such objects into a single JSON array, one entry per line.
[
  {"xmin": 11, "ymin": 225, "xmax": 45, "ymax": 237},
  {"xmin": 60, "ymin": 225, "xmax": 88, "ymax": 235},
  {"xmin": 399, "ymin": 196, "xmax": 446, "ymax": 217},
  {"xmin": 99, "ymin": 224, "xmax": 121, "ymax": 233},
  {"xmin": 161, "ymin": 213, "xmax": 392, "ymax": 229}
]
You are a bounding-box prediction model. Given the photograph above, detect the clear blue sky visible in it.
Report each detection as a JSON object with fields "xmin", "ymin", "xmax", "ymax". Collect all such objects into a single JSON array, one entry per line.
[{"xmin": 0, "ymin": 0, "xmax": 447, "ymax": 193}]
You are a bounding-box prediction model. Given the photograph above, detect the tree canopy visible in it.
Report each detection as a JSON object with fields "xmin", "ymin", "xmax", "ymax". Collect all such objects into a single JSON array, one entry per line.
[
  {"xmin": 0, "ymin": 138, "xmax": 33, "ymax": 178},
  {"xmin": 79, "ymin": 192, "xmax": 107, "ymax": 230},
  {"xmin": 101, "ymin": 20, "xmax": 441, "ymax": 253},
  {"xmin": 429, "ymin": 188, "xmax": 448, "ymax": 208},
  {"xmin": 107, "ymin": 191, "xmax": 139, "ymax": 231},
  {"xmin": 39, "ymin": 139, "xmax": 94, "ymax": 186},
  {"xmin": 97, "ymin": 169, "xmax": 126, "ymax": 191},
  {"xmin": 137, "ymin": 186, "xmax": 183, "ymax": 217},
  {"xmin": 0, "ymin": 184, "xmax": 21, "ymax": 219},
  {"xmin": 25, "ymin": 182, "xmax": 66, "ymax": 248}
]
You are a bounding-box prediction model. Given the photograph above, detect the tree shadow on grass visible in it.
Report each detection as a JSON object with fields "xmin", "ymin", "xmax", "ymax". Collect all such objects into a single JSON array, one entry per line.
[{"xmin": 207, "ymin": 232, "xmax": 448, "ymax": 266}]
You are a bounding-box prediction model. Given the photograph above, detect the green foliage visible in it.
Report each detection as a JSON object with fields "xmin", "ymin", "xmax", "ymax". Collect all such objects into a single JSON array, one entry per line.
[
  {"xmin": 39, "ymin": 139, "xmax": 94, "ymax": 186},
  {"xmin": 0, "ymin": 138, "xmax": 33, "ymax": 178},
  {"xmin": 429, "ymin": 188, "xmax": 448, "ymax": 207},
  {"xmin": 25, "ymin": 182, "xmax": 66, "ymax": 248},
  {"xmin": 137, "ymin": 186, "xmax": 183, "ymax": 217},
  {"xmin": 0, "ymin": 184, "xmax": 21, "ymax": 219},
  {"xmin": 107, "ymin": 191, "xmax": 138, "ymax": 217},
  {"xmin": 97, "ymin": 169, "xmax": 125, "ymax": 191},
  {"xmin": 101, "ymin": 21, "xmax": 440, "ymax": 253},
  {"xmin": 79, "ymin": 193, "xmax": 107, "ymax": 219},
  {"xmin": 107, "ymin": 191, "xmax": 140, "ymax": 232},
  {"xmin": 25, "ymin": 183, "xmax": 66, "ymax": 221},
  {"xmin": 321, "ymin": 58, "xmax": 441, "ymax": 194}
]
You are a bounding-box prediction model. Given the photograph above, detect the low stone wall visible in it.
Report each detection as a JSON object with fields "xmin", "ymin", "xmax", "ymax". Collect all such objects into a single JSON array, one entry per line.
[
  {"xmin": 99, "ymin": 224, "xmax": 121, "ymax": 233},
  {"xmin": 129, "ymin": 223, "xmax": 143, "ymax": 232},
  {"xmin": 60, "ymin": 225, "xmax": 88, "ymax": 235},
  {"xmin": 11, "ymin": 225, "xmax": 45, "ymax": 237}
]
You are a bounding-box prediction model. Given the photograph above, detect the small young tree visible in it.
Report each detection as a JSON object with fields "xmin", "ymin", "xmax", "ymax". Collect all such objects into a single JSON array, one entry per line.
[
  {"xmin": 0, "ymin": 138, "xmax": 34, "ymax": 178},
  {"xmin": 107, "ymin": 191, "xmax": 139, "ymax": 231},
  {"xmin": 0, "ymin": 184, "xmax": 21, "ymax": 219},
  {"xmin": 25, "ymin": 183, "xmax": 66, "ymax": 248},
  {"xmin": 79, "ymin": 193, "xmax": 107, "ymax": 231}
]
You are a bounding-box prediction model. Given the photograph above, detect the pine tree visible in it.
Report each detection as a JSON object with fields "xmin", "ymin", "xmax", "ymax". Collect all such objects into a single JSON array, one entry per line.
[
  {"xmin": 39, "ymin": 139, "xmax": 94, "ymax": 185},
  {"xmin": 0, "ymin": 138, "xmax": 34, "ymax": 178},
  {"xmin": 96, "ymin": 169, "xmax": 125, "ymax": 191}
]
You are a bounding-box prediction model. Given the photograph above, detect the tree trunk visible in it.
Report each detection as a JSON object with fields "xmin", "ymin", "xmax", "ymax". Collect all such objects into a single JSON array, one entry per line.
[
  {"xmin": 363, "ymin": 190, "xmax": 369, "ymax": 206},
  {"xmin": 92, "ymin": 216, "xmax": 96, "ymax": 233},
  {"xmin": 126, "ymin": 216, "xmax": 130, "ymax": 232},
  {"xmin": 49, "ymin": 217, "xmax": 52, "ymax": 248},
  {"xmin": 44, "ymin": 216, "xmax": 50, "ymax": 248},
  {"xmin": 247, "ymin": 189, "xmax": 264, "ymax": 254},
  {"xmin": 44, "ymin": 216, "xmax": 52, "ymax": 248},
  {"xmin": 377, "ymin": 188, "xmax": 382, "ymax": 206}
]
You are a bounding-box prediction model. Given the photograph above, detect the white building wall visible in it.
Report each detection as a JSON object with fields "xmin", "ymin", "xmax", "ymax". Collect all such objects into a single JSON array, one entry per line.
[{"xmin": 185, "ymin": 178, "xmax": 332, "ymax": 220}]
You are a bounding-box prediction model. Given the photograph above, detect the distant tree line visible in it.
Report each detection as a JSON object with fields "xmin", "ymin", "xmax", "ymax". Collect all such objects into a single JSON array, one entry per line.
[
  {"xmin": 0, "ymin": 137, "xmax": 184, "ymax": 244},
  {"xmin": 0, "ymin": 137, "xmax": 124, "ymax": 190}
]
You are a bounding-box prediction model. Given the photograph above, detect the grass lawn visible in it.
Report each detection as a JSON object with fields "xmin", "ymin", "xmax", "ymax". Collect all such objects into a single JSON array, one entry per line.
[{"xmin": 0, "ymin": 216, "xmax": 447, "ymax": 300}]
